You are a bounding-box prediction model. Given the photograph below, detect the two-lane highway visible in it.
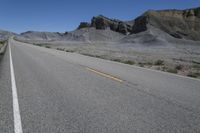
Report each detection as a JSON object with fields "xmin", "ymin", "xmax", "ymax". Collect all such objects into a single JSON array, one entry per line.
[{"xmin": 1, "ymin": 38, "xmax": 200, "ymax": 132}]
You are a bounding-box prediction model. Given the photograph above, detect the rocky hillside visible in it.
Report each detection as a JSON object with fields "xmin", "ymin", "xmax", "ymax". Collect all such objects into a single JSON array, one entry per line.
[
  {"xmin": 76, "ymin": 7, "xmax": 200, "ymax": 41},
  {"xmin": 91, "ymin": 15, "xmax": 134, "ymax": 35},
  {"xmin": 18, "ymin": 7, "xmax": 200, "ymax": 42},
  {"xmin": 19, "ymin": 31, "xmax": 64, "ymax": 41},
  {"xmin": 63, "ymin": 27, "xmax": 124, "ymax": 42},
  {"xmin": 132, "ymin": 7, "xmax": 200, "ymax": 41},
  {"xmin": 17, "ymin": 28, "xmax": 124, "ymax": 42},
  {"xmin": 77, "ymin": 15, "xmax": 134, "ymax": 35}
]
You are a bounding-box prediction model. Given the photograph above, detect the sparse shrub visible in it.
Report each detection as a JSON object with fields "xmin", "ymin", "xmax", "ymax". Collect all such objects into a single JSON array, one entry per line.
[
  {"xmin": 57, "ymin": 48, "xmax": 65, "ymax": 51},
  {"xmin": 156, "ymin": 67, "xmax": 161, "ymax": 70},
  {"xmin": 187, "ymin": 72, "xmax": 200, "ymax": 78},
  {"xmin": 154, "ymin": 60, "xmax": 164, "ymax": 66},
  {"xmin": 161, "ymin": 66, "xmax": 167, "ymax": 71},
  {"xmin": 0, "ymin": 40, "xmax": 6, "ymax": 45},
  {"xmin": 0, "ymin": 40, "xmax": 7, "ymax": 55},
  {"xmin": 112, "ymin": 59, "xmax": 121, "ymax": 62},
  {"xmin": 123, "ymin": 60, "xmax": 135, "ymax": 65},
  {"xmin": 175, "ymin": 65, "xmax": 183, "ymax": 70},
  {"xmin": 45, "ymin": 46, "xmax": 51, "ymax": 48},
  {"xmin": 138, "ymin": 62, "xmax": 144, "ymax": 67},
  {"xmin": 94, "ymin": 55, "xmax": 104, "ymax": 59},
  {"xmin": 111, "ymin": 59, "xmax": 135, "ymax": 65},
  {"xmin": 83, "ymin": 53, "xmax": 95, "ymax": 57},
  {"xmin": 82, "ymin": 53, "xmax": 91, "ymax": 56},
  {"xmin": 35, "ymin": 44, "xmax": 42, "ymax": 47},
  {"xmin": 138, "ymin": 61, "xmax": 153, "ymax": 66},
  {"xmin": 146, "ymin": 62, "xmax": 153, "ymax": 66},
  {"xmin": 167, "ymin": 68, "xmax": 178, "ymax": 74},
  {"xmin": 0, "ymin": 40, "xmax": 6, "ymax": 49},
  {"xmin": 65, "ymin": 49, "xmax": 74, "ymax": 53},
  {"xmin": 193, "ymin": 64, "xmax": 200, "ymax": 69}
]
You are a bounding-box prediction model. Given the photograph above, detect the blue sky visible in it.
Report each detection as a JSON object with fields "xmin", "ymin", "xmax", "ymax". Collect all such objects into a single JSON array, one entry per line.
[{"xmin": 0, "ymin": 0, "xmax": 199, "ymax": 33}]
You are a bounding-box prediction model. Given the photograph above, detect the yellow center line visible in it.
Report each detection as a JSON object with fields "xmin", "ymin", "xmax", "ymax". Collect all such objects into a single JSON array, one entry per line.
[{"xmin": 86, "ymin": 67, "xmax": 123, "ymax": 83}]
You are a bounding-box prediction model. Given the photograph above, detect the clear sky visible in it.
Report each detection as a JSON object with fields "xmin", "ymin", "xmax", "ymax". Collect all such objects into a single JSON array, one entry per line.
[{"xmin": 0, "ymin": 0, "xmax": 199, "ymax": 33}]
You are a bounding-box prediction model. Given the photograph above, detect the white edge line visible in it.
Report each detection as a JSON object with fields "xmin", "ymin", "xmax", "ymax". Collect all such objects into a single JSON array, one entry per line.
[{"xmin": 9, "ymin": 39, "xmax": 23, "ymax": 133}]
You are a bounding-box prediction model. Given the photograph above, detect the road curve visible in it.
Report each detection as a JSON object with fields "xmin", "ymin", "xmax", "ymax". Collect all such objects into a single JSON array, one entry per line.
[{"xmin": 0, "ymin": 38, "xmax": 200, "ymax": 132}]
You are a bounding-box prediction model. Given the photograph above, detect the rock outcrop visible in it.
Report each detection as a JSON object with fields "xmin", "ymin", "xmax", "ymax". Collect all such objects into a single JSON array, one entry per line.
[
  {"xmin": 132, "ymin": 7, "xmax": 200, "ymax": 40},
  {"xmin": 76, "ymin": 7, "xmax": 200, "ymax": 41},
  {"xmin": 78, "ymin": 15, "xmax": 134, "ymax": 35},
  {"xmin": 91, "ymin": 15, "xmax": 133, "ymax": 35},
  {"xmin": 77, "ymin": 22, "xmax": 91, "ymax": 29}
]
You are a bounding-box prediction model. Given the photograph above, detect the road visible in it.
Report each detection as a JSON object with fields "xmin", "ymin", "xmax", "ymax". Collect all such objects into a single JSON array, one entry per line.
[{"xmin": 0, "ymin": 38, "xmax": 200, "ymax": 132}]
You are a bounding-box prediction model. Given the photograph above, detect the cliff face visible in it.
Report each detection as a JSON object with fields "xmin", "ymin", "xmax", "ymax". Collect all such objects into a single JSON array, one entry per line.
[
  {"xmin": 19, "ymin": 7, "xmax": 200, "ymax": 42},
  {"xmin": 132, "ymin": 7, "xmax": 200, "ymax": 40},
  {"xmin": 78, "ymin": 15, "xmax": 134, "ymax": 35},
  {"xmin": 77, "ymin": 22, "xmax": 91, "ymax": 30},
  {"xmin": 76, "ymin": 7, "xmax": 200, "ymax": 41},
  {"xmin": 91, "ymin": 15, "xmax": 134, "ymax": 35}
]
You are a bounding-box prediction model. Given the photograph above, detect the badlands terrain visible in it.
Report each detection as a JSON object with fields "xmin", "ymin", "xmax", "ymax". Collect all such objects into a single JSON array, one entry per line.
[
  {"xmin": 2, "ymin": 7, "xmax": 200, "ymax": 78},
  {"xmin": 1, "ymin": 6, "xmax": 200, "ymax": 133}
]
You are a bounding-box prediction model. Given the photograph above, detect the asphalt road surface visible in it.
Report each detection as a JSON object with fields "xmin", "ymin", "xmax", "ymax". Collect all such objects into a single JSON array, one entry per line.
[{"xmin": 1, "ymin": 38, "xmax": 200, "ymax": 133}]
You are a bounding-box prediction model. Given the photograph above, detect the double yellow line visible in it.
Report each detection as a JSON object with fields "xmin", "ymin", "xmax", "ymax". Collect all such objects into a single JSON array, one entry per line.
[{"xmin": 86, "ymin": 68, "xmax": 123, "ymax": 83}]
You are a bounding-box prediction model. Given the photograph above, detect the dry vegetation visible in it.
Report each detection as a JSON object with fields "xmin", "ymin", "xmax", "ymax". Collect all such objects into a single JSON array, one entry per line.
[{"xmin": 32, "ymin": 41, "xmax": 200, "ymax": 79}]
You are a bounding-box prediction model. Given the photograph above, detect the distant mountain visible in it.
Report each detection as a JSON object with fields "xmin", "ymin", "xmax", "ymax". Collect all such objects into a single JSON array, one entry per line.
[
  {"xmin": 17, "ymin": 28, "xmax": 124, "ymax": 42},
  {"xmin": 0, "ymin": 29, "xmax": 16, "ymax": 40},
  {"xmin": 19, "ymin": 31, "xmax": 64, "ymax": 41},
  {"xmin": 17, "ymin": 7, "xmax": 200, "ymax": 42}
]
